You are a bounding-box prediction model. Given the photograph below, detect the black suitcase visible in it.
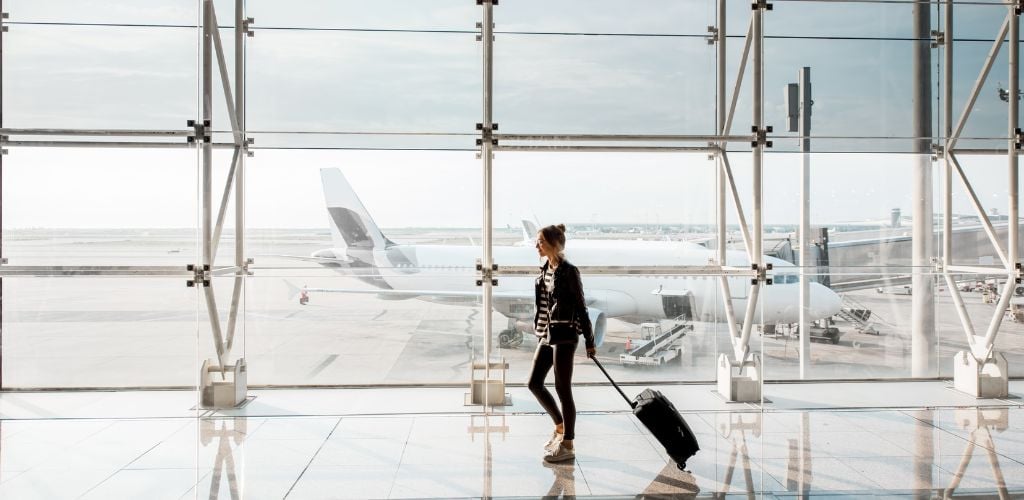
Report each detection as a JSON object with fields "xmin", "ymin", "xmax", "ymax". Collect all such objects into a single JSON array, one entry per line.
[{"xmin": 592, "ymin": 357, "xmax": 700, "ymax": 469}]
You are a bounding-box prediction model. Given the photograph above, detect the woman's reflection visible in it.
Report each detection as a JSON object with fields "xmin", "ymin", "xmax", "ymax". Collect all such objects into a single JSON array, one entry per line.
[{"xmin": 542, "ymin": 460, "xmax": 577, "ymax": 498}]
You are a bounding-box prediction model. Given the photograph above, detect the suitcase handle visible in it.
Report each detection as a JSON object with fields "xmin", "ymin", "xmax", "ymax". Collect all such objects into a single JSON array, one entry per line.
[{"xmin": 591, "ymin": 357, "xmax": 636, "ymax": 409}]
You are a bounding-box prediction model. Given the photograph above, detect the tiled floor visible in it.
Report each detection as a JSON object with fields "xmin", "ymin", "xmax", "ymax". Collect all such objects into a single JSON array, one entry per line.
[{"xmin": 0, "ymin": 382, "xmax": 1021, "ymax": 498}]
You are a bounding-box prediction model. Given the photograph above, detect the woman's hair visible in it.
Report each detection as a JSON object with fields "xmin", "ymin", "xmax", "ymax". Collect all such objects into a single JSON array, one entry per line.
[{"xmin": 538, "ymin": 224, "xmax": 567, "ymax": 261}]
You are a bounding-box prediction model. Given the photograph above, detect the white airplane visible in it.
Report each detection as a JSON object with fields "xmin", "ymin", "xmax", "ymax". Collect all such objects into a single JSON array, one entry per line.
[{"xmin": 298, "ymin": 168, "xmax": 843, "ymax": 348}]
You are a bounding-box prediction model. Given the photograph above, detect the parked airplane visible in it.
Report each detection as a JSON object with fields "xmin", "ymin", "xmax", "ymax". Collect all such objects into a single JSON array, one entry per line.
[{"xmin": 297, "ymin": 168, "xmax": 843, "ymax": 348}]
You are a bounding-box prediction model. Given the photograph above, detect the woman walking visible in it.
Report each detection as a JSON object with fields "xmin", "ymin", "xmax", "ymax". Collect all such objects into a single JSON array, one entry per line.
[{"xmin": 529, "ymin": 224, "xmax": 596, "ymax": 463}]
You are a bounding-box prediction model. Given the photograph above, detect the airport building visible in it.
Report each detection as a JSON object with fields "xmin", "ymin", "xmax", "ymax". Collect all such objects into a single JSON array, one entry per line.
[{"xmin": 1, "ymin": 0, "xmax": 1023, "ymax": 497}]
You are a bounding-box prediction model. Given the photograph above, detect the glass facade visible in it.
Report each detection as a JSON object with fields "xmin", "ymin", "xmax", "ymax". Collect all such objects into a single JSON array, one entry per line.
[{"xmin": 1, "ymin": 0, "xmax": 1021, "ymax": 405}]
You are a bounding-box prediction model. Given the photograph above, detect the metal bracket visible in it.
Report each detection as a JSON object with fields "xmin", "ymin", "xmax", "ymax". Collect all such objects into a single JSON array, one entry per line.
[
  {"xmin": 186, "ymin": 264, "xmax": 211, "ymax": 287},
  {"xmin": 750, "ymin": 263, "xmax": 773, "ymax": 285},
  {"xmin": 475, "ymin": 21, "xmax": 496, "ymax": 42},
  {"xmin": 930, "ymin": 29, "xmax": 945, "ymax": 49},
  {"xmin": 1, "ymin": 134, "xmax": 7, "ymax": 155},
  {"xmin": 705, "ymin": 26, "xmax": 719, "ymax": 45},
  {"xmin": 243, "ymin": 257, "xmax": 255, "ymax": 276},
  {"xmin": 0, "ymin": 257, "xmax": 8, "ymax": 265},
  {"xmin": 1014, "ymin": 127, "xmax": 1023, "ymax": 151},
  {"xmin": 245, "ymin": 137, "xmax": 255, "ymax": 157},
  {"xmin": 1016, "ymin": 262, "xmax": 1022, "ymax": 284},
  {"xmin": 187, "ymin": 119, "xmax": 212, "ymax": 144},
  {"xmin": 475, "ymin": 259, "xmax": 499, "ymax": 287},
  {"xmin": 751, "ymin": 125, "xmax": 773, "ymax": 148},
  {"xmin": 242, "ymin": 17, "xmax": 255, "ymax": 37},
  {"xmin": 1016, "ymin": 0, "xmax": 1024, "ymax": 16},
  {"xmin": 475, "ymin": 0, "xmax": 499, "ymax": 5},
  {"xmin": 751, "ymin": 0, "xmax": 773, "ymax": 10},
  {"xmin": 476, "ymin": 122, "xmax": 499, "ymax": 148},
  {"xmin": 1, "ymin": 12, "xmax": 8, "ymax": 33}
]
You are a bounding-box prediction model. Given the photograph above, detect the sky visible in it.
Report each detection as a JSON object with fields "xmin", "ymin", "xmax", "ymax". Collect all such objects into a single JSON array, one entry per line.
[{"xmin": 1, "ymin": 0, "xmax": 1020, "ymax": 229}]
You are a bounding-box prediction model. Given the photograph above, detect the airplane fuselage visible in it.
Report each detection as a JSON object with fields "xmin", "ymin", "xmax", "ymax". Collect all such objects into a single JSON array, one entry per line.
[{"xmin": 326, "ymin": 239, "xmax": 842, "ymax": 325}]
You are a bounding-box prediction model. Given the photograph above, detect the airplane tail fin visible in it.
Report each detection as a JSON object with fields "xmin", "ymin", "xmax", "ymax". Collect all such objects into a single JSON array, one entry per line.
[
  {"xmin": 320, "ymin": 168, "xmax": 393, "ymax": 251},
  {"xmin": 521, "ymin": 219, "xmax": 538, "ymax": 242}
]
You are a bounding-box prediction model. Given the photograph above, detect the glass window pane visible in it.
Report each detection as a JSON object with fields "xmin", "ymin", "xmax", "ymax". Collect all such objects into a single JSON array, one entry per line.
[
  {"xmin": 5, "ymin": 25, "xmax": 197, "ymax": 129},
  {"xmin": 3, "ymin": 278, "xmax": 198, "ymax": 388},
  {"xmin": 246, "ymin": 29, "xmax": 479, "ymax": 146},
  {"xmin": 494, "ymin": 35, "xmax": 715, "ymax": 134},
  {"xmin": 3, "ymin": 148, "xmax": 198, "ymax": 266}
]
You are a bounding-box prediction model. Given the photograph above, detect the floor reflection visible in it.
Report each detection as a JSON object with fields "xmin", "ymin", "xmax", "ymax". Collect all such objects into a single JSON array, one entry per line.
[
  {"xmin": 715, "ymin": 412, "xmax": 760, "ymax": 498},
  {"xmin": 944, "ymin": 407, "xmax": 1009, "ymax": 499},
  {"xmin": 202, "ymin": 417, "xmax": 244, "ymax": 500},
  {"xmin": 542, "ymin": 461, "xmax": 578, "ymax": 498},
  {"xmin": 0, "ymin": 402, "xmax": 1021, "ymax": 498}
]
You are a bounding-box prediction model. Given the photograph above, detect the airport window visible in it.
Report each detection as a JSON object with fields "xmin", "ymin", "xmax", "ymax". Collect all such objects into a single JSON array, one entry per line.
[{"xmin": 1, "ymin": 0, "xmax": 1021, "ymax": 400}]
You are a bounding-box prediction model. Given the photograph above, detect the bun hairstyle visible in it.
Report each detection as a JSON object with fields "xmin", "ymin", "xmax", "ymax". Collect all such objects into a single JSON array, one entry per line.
[{"xmin": 539, "ymin": 224, "xmax": 567, "ymax": 262}]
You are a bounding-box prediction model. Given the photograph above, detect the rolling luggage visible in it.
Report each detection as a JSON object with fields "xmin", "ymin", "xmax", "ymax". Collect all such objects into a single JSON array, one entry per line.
[{"xmin": 592, "ymin": 357, "xmax": 699, "ymax": 469}]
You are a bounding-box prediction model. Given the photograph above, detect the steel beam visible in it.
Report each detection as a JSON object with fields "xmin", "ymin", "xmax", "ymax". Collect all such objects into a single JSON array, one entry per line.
[
  {"xmin": 494, "ymin": 265, "xmax": 758, "ymax": 277},
  {"xmin": 724, "ymin": 19, "xmax": 754, "ymax": 138},
  {"xmin": 0, "ymin": 140, "xmax": 235, "ymax": 149},
  {"xmin": 948, "ymin": 13, "xmax": 1011, "ymax": 152},
  {"xmin": 494, "ymin": 133, "xmax": 752, "ymax": 142},
  {"xmin": 950, "ymin": 153, "xmax": 1010, "ymax": 267},
  {"xmin": 492, "ymin": 145, "xmax": 715, "ymax": 153},
  {"xmin": 0, "ymin": 128, "xmax": 190, "ymax": 137},
  {"xmin": 207, "ymin": 5, "xmax": 241, "ymax": 145},
  {"xmin": 720, "ymin": 152, "xmax": 754, "ymax": 262}
]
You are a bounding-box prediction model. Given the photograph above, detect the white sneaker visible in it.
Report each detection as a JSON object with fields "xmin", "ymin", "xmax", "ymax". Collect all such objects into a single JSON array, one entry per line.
[
  {"xmin": 544, "ymin": 431, "xmax": 564, "ymax": 452},
  {"xmin": 543, "ymin": 443, "xmax": 575, "ymax": 463}
]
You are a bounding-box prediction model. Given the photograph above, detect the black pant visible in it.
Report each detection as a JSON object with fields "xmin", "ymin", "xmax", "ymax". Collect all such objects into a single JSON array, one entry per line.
[{"xmin": 528, "ymin": 342, "xmax": 578, "ymax": 440}]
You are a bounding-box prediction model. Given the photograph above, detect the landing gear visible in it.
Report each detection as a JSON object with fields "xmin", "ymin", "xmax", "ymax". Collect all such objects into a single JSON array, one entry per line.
[{"xmin": 498, "ymin": 328, "xmax": 524, "ymax": 349}]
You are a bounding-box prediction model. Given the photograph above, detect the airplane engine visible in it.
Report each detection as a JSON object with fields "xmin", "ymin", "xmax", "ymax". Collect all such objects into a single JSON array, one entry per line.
[{"xmin": 589, "ymin": 308, "xmax": 607, "ymax": 347}]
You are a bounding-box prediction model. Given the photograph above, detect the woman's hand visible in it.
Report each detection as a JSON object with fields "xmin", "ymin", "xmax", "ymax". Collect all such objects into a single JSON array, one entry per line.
[{"xmin": 586, "ymin": 346, "xmax": 596, "ymax": 358}]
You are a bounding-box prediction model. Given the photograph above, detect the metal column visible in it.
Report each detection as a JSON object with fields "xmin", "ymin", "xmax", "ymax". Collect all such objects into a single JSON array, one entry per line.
[
  {"xmin": 797, "ymin": 67, "xmax": 811, "ymax": 379},
  {"xmin": 911, "ymin": 0, "xmax": 935, "ymax": 377},
  {"xmin": 0, "ymin": 0, "xmax": 5, "ymax": 389},
  {"xmin": 717, "ymin": 0, "xmax": 727, "ymax": 268},
  {"xmin": 468, "ymin": 0, "xmax": 506, "ymax": 409},
  {"xmin": 482, "ymin": 0, "xmax": 494, "ymax": 409},
  {"xmin": 1009, "ymin": 2, "xmax": 1019, "ymax": 305}
]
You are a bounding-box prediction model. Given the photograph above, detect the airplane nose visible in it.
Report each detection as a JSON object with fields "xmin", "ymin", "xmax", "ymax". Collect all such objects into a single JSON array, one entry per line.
[{"xmin": 810, "ymin": 282, "xmax": 842, "ymax": 319}]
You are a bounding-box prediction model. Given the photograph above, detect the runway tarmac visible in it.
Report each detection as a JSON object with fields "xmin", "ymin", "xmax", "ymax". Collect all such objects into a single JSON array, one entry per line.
[{"xmin": 4, "ymin": 228, "xmax": 1024, "ymax": 389}]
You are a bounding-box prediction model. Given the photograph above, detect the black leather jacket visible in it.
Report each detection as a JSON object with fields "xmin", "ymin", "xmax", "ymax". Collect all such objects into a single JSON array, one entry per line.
[{"xmin": 534, "ymin": 260, "xmax": 594, "ymax": 348}]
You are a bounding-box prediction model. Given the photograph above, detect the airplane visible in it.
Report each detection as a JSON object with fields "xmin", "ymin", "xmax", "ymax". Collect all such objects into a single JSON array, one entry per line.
[{"xmin": 296, "ymin": 168, "xmax": 843, "ymax": 349}]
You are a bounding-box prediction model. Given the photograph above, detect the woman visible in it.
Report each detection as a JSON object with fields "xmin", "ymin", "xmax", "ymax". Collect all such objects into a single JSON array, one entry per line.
[{"xmin": 529, "ymin": 224, "xmax": 596, "ymax": 463}]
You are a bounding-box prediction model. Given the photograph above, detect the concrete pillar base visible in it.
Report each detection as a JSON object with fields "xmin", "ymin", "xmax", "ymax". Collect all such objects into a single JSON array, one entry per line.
[
  {"xmin": 717, "ymin": 353, "xmax": 761, "ymax": 402},
  {"xmin": 200, "ymin": 358, "xmax": 248, "ymax": 409},
  {"xmin": 953, "ymin": 351, "xmax": 1009, "ymax": 398}
]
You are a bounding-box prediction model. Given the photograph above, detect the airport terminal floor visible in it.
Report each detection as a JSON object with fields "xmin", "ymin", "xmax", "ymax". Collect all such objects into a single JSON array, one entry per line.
[{"xmin": 0, "ymin": 381, "xmax": 1022, "ymax": 499}]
